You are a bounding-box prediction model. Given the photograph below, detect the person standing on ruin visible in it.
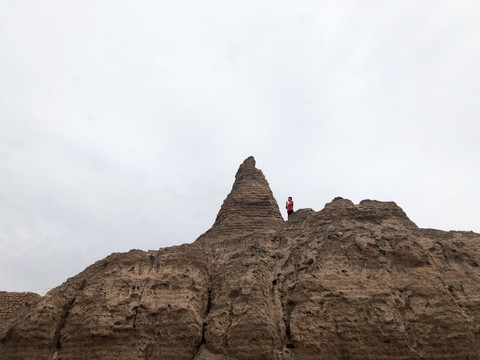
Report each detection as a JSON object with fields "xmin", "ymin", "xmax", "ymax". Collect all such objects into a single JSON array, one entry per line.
[{"xmin": 286, "ymin": 196, "xmax": 294, "ymax": 217}]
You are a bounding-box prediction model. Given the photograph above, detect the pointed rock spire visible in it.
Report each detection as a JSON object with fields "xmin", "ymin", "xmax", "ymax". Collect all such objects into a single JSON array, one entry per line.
[{"xmin": 197, "ymin": 156, "xmax": 284, "ymax": 243}]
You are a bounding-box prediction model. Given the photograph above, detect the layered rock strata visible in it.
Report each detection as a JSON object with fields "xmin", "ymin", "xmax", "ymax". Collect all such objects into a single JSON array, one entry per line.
[{"xmin": 1, "ymin": 157, "xmax": 479, "ymax": 360}]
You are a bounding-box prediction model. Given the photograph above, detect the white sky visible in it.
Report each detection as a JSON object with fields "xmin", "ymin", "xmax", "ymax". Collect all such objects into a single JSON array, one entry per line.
[{"xmin": 1, "ymin": 1, "xmax": 479, "ymax": 294}]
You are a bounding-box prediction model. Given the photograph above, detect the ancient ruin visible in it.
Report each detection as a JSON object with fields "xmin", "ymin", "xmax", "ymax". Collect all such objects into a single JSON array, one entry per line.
[{"xmin": 1, "ymin": 157, "xmax": 479, "ymax": 359}]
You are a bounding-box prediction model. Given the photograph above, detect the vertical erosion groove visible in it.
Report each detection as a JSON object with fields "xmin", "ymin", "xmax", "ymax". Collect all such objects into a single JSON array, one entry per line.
[
  {"xmin": 53, "ymin": 296, "xmax": 76, "ymax": 351},
  {"xmin": 194, "ymin": 286, "xmax": 212, "ymax": 358},
  {"xmin": 205, "ymin": 288, "xmax": 212, "ymax": 317},
  {"xmin": 284, "ymin": 299, "xmax": 295, "ymax": 349}
]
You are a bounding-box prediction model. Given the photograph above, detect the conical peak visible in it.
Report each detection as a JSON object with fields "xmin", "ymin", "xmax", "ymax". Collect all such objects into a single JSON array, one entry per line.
[
  {"xmin": 197, "ymin": 157, "xmax": 284, "ymax": 243},
  {"xmin": 239, "ymin": 155, "xmax": 255, "ymax": 169},
  {"xmin": 232, "ymin": 156, "xmax": 267, "ymax": 189},
  {"xmin": 236, "ymin": 156, "xmax": 256, "ymax": 177}
]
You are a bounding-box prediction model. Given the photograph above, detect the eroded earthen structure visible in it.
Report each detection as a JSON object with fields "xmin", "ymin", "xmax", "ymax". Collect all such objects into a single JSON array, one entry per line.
[
  {"xmin": 0, "ymin": 292, "xmax": 41, "ymax": 336},
  {"xmin": 1, "ymin": 157, "xmax": 479, "ymax": 360}
]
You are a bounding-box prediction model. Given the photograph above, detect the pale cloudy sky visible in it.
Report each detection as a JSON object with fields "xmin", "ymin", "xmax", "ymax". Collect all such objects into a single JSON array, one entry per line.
[{"xmin": 1, "ymin": 1, "xmax": 479, "ymax": 294}]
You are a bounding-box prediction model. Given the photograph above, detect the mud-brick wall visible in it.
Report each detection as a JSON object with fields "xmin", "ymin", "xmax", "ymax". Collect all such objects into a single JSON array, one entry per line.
[{"xmin": 0, "ymin": 291, "xmax": 42, "ymax": 332}]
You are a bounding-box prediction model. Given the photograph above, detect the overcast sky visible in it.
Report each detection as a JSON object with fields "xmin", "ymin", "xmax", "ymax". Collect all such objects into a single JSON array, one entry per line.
[{"xmin": 1, "ymin": 1, "xmax": 479, "ymax": 294}]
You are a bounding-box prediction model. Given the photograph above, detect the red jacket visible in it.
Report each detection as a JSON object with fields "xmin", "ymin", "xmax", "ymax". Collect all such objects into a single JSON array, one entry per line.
[{"xmin": 286, "ymin": 201, "xmax": 294, "ymax": 212}]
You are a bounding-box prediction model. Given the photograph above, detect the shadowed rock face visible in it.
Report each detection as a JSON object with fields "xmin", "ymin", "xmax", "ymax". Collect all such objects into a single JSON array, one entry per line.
[{"xmin": 1, "ymin": 158, "xmax": 479, "ymax": 360}]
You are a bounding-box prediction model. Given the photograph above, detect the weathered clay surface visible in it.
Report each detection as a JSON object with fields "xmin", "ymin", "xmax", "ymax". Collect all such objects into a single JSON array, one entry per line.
[
  {"xmin": 0, "ymin": 292, "xmax": 41, "ymax": 337},
  {"xmin": 197, "ymin": 156, "xmax": 284, "ymax": 243},
  {"xmin": 1, "ymin": 158, "xmax": 479, "ymax": 360}
]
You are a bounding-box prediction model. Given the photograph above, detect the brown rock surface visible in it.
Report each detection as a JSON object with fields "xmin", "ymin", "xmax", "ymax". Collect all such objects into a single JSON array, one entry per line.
[
  {"xmin": 197, "ymin": 156, "xmax": 284, "ymax": 243},
  {"xmin": 0, "ymin": 292, "xmax": 42, "ymax": 337},
  {"xmin": 1, "ymin": 158, "xmax": 479, "ymax": 360}
]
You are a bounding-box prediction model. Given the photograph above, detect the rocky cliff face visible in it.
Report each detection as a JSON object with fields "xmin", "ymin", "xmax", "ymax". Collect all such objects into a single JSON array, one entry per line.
[{"xmin": 1, "ymin": 157, "xmax": 479, "ymax": 360}]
